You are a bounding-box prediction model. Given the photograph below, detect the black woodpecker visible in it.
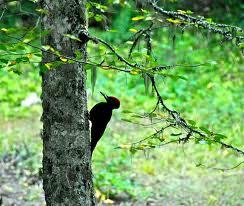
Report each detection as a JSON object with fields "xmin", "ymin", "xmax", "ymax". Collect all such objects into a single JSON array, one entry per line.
[{"xmin": 89, "ymin": 92, "xmax": 120, "ymax": 154}]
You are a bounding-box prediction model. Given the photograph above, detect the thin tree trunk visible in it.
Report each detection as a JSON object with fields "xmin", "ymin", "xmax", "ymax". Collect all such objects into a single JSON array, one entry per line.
[{"xmin": 41, "ymin": 0, "xmax": 95, "ymax": 205}]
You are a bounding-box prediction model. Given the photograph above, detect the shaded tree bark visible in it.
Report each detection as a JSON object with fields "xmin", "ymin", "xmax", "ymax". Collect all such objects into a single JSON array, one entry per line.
[{"xmin": 41, "ymin": 0, "xmax": 95, "ymax": 205}]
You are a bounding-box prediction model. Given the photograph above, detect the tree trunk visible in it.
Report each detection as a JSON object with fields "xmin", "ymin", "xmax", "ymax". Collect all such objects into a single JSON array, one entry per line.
[{"xmin": 41, "ymin": 0, "xmax": 95, "ymax": 205}]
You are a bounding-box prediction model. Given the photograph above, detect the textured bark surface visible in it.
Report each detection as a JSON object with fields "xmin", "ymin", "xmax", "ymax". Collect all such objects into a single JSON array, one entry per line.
[{"xmin": 41, "ymin": 0, "xmax": 95, "ymax": 205}]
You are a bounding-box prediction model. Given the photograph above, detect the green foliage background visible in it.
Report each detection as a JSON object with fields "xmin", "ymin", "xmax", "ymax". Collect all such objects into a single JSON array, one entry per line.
[{"xmin": 0, "ymin": 1, "xmax": 243, "ymax": 205}]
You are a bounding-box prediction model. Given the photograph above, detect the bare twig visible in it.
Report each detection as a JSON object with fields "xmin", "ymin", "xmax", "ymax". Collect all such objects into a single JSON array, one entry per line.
[
  {"xmin": 199, "ymin": 161, "xmax": 244, "ymax": 171},
  {"xmin": 89, "ymin": 36, "xmax": 138, "ymax": 68},
  {"xmin": 131, "ymin": 123, "xmax": 175, "ymax": 145},
  {"xmin": 0, "ymin": 5, "xmax": 6, "ymax": 20},
  {"xmin": 150, "ymin": 63, "xmax": 208, "ymax": 72}
]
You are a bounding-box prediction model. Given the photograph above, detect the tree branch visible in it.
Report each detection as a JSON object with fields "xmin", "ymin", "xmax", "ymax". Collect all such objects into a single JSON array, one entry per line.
[
  {"xmin": 89, "ymin": 36, "xmax": 138, "ymax": 68},
  {"xmin": 199, "ymin": 161, "xmax": 244, "ymax": 171},
  {"xmin": 2, "ymin": 33, "xmax": 130, "ymax": 73},
  {"xmin": 149, "ymin": 1, "xmax": 243, "ymax": 42},
  {"xmin": 149, "ymin": 75, "xmax": 244, "ymax": 155}
]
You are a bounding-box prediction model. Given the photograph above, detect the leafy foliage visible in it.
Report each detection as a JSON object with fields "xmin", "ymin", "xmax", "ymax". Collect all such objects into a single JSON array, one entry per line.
[{"xmin": 0, "ymin": 0, "xmax": 243, "ymax": 204}]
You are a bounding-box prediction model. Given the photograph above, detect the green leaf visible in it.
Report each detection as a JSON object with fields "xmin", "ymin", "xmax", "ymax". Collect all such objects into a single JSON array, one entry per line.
[
  {"xmin": 12, "ymin": 69, "xmax": 22, "ymax": 75},
  {"xmin": 141, "ymin": 9, "xmax": 149, "ymax": 14},
  {"xmin": 75, "ymin": 50, "xmax": 83, "ymax": 60},
  {"xmin": 143, "ymin": 73, "xmax": 150, "ymax": 95},
  {"xmin": 145, "ymin": 54, "xmax": 154, "ymax": 63},
  {"xmin": 214, "ymin": 133, "xmax": 227, "ymax": 141},
  {"xmin": 85, "ymin": 64, "xmax": 93, "ymax": 70},
  {"xmin": 90, "ymin": 2, "xmax": 108, "ymax": 12},
  {"xmin": 130, "ymin": 69, "xmax": 140, "ymax": 75},
  {"xmin": 186, "ymin": 10, "xmax": 193, "ymax": 14},
  {"xmin": 129, "ymin": 28, "xmax": 138, "ymax": 33},
  {"xmin": 171, "ymin": 133, "xmax": 182, "ymax": 136},
  {"xmin": 15, "ymin": 57, "xmax": 29, "ymax": 63},
  {"xmin": 0, "ymin": 59, "xmax": 9, "ymax": 64},
  {"xmin": 177, "ymin": 10, "xmax": 187, "ymax": 14},
  {"xmin": 0, "ymin": 44, "xmax": 7, "ymax": 51},
  {"xmin": 60, "ymin": 57, "xmax": 68, "ymax": 62},
  {"xmin": 122, "ymin": 110, "xmax": 132, "ymax": 113},
  {"xmin": 167, "ymin": 18, "xmax": 181, "ymax": 24},
  {"xmin": 121, "ymin": 118, "xmax": 133, "ymax": 123},
  {"xmin": 131, "ymin": 16, "xmax": 145, "ymax": 21},
  {"xmin": 187, "ymin": 119, "xmax": 196, "ymax": 126},
  {"xmin": 63, "ymin": 34, "xmax": 81, "ymax": 42},
  {"xmin": 23, "ymin": 38, "xmax": 32, "ymax": 43},
  {"xmin": 91, "ymin": 67, "xmax": 97, "ymax": 95},
  {"xmin": 42, "ymin": 45, "xmax": 51, "ymax": 51},
  {"xmin": 107, "ymin": 29, "xmax": 118, "ymax": 33},
  {"xmin": 195, "ymin": 138, "xmax": 201, "ymax": 144},
  {"xmin": 199, "ymin": 126, "xmax": 212, "ymax": 135},
  {"xmin": 238, "ymin": 43, "xmax": 244, "ymax": 49},
  {"xmin": 44, "ymin": 61, "xmax": 63, "ymax": 70},
  {"xmin": 130, "ymin": 146, "xmax": 137, "ymax": 154},
  {"xmin": 206, "ymin": 18, "xmax": 213, "ymax": 23},
  {"xmin": 9, "ymin": 64, "xmax": 22, "ymax": 75},
  {"xmin": 177, "ymin": 75, "xmax": 188, "ymax": 80},
  {"xmin": 131, "ymin": 51, "xmax": 141, "ymax": 58},
  {"xmin": 1, "ymin": 28, "xmax": 9, "ymax": 32},
  {"xmin": 39, "ymin": 65, "xmax": 48, "ymax": 75},
  {"xmin": 94, "ymin": 14, "xmax": 104, "ymax": 22},
  {"xmin": 35, "ymin": 8, "xmax": 48, "ymax": 14}
]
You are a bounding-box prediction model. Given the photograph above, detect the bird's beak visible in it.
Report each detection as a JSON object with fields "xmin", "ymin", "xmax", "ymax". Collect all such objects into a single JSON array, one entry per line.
[{"xmin": 100, "ymin": 92, "xmax": 109, "ymax": 101}]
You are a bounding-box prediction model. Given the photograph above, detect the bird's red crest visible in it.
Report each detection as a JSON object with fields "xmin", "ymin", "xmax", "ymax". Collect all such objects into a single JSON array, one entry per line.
[{"xmin": 110, "ymin": 96, "xmax": 120, "ymax": 108}]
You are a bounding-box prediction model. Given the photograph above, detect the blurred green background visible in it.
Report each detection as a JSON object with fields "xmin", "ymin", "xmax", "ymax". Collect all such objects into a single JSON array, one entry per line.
[{"xmin": 0, "ymin": 0, "xmax": 243, "ymax": 205}]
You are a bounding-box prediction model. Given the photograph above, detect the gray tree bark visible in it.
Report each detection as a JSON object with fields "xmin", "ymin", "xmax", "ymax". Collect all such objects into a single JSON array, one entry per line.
[{"xmin": 40, "ymin": 0, "xmax": 95, "ymax": 205}]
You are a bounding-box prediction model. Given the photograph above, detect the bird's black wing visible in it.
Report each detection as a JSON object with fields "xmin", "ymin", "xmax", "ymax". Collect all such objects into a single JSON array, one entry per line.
[
  {"xmin": 89, "ymin": 102, "xmax": 112, "ymax": 153},
  {"xmin": 89, "ymin": 102, "xmax": 112, "ymax": 124}
]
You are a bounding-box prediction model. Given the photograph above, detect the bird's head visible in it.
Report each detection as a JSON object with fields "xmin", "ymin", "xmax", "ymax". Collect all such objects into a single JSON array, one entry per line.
[{"xmin": 100, "ymin": 92, "xmax": 120, "ymax": 109}]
